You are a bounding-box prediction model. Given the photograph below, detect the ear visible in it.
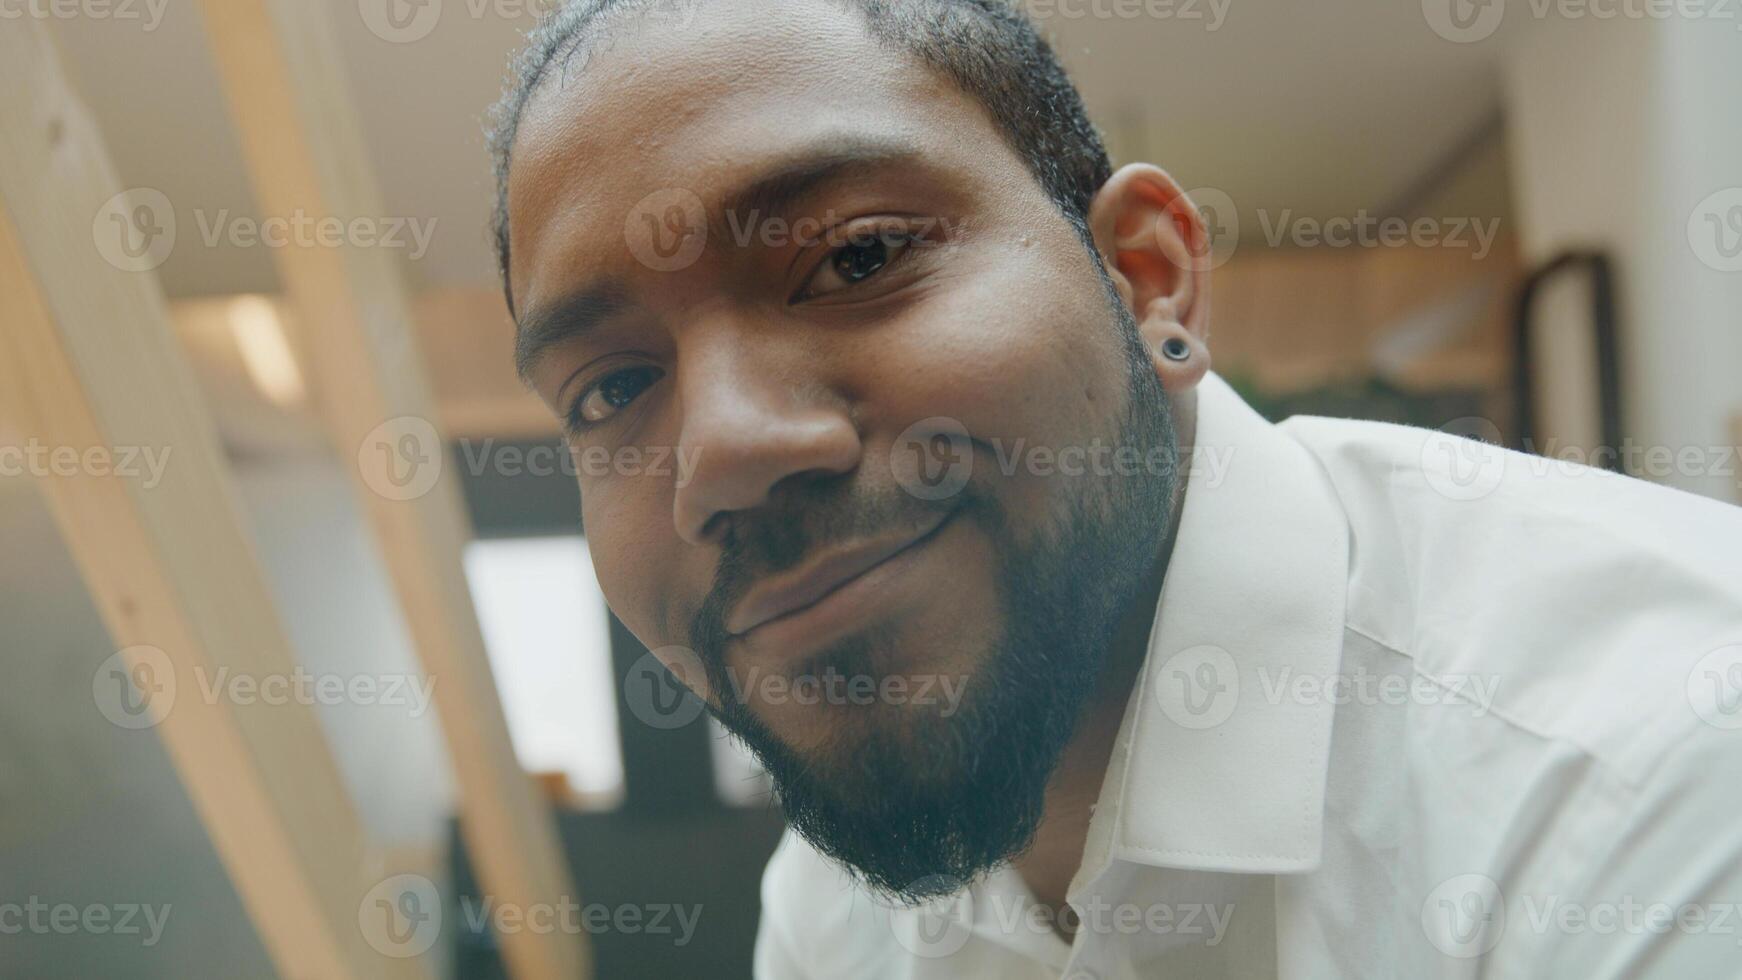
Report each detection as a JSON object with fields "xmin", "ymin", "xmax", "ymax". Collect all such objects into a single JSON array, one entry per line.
[{"xmin": 1087, "ymin": 164, "xmax": 1213, "ymax": 392}]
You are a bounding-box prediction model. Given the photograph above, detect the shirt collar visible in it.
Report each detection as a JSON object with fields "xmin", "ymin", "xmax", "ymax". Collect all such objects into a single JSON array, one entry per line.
[{"xmin": 1070, "ymin": 372, "xmax": 1351, "ymax": 896}]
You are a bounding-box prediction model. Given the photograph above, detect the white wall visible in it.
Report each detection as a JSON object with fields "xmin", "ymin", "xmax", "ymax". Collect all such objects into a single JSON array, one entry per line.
[{"xmin": 1503, "ymin": 14, "xmax": 1742, "ymax": 501}]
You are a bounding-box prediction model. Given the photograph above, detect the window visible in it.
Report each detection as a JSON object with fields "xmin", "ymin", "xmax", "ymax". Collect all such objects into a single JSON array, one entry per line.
[{"xmin": 463, "ymin": 535, "xmax": 624, "ymax": 808}]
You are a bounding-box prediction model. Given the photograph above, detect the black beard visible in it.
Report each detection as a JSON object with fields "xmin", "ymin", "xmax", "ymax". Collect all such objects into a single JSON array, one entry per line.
[{"xmin": 688, "ymin": 305, "xmax": 1177, "ymax": 905}]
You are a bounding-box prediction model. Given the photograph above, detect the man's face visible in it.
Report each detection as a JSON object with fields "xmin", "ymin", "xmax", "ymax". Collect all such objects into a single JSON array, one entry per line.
[{"xmin": 508, "ymin": 0, "xmax": 1176, "ymax": 896}]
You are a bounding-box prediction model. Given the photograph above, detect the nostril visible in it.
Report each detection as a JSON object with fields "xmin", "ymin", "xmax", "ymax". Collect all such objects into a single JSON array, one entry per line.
[{"xmin": 698, "ymin": 511, "xmax": 732, "ymax": 546}]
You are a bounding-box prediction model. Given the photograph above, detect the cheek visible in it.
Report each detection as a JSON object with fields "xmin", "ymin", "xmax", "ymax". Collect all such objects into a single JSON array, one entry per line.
[
  {"xmin": 579, "ymin": 476, "xmax": 688, "ymax": 646},
  {"xmin": 861, "ymin": 240, "xmax": 1128, "ymax": 481}
]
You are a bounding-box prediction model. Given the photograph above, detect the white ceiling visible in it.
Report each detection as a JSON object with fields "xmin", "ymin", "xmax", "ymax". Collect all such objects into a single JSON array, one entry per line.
[{"xmin": 50, "ymin": 0, "xmax": 1512, "ymax": 300}]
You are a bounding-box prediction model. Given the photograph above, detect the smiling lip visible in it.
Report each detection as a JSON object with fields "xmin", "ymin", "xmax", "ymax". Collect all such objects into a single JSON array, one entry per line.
[{"xmin": 725, "ymin": 510, "xmax": 954, "ymax": 638}]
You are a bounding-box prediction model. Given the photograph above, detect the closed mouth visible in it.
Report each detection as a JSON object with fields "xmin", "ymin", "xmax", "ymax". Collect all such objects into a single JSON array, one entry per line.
[{"xmin": 725, "ymin": 509, "xmax": 957, "ymax": 638}]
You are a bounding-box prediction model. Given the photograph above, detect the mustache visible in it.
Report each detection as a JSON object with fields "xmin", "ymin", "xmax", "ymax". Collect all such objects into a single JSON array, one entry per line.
[{"xmin": 688, "ymin": 477, "xmax": 963, "ymax": 660}]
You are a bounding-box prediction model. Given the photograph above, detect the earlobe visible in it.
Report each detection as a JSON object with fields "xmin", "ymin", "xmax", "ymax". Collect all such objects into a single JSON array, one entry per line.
[
  {"xmin": 1143, "ymin": 324, "xmax": 1210, "ymax": 392},
  {"xmin": 1088, "ymin": 163, "xmax": 1214, "ymax": 390}
]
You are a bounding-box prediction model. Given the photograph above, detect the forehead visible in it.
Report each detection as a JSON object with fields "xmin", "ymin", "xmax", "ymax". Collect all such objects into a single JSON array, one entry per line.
[{"xmin": 503, "ymin": 0, "xmax": 1030, "ymax": 313}]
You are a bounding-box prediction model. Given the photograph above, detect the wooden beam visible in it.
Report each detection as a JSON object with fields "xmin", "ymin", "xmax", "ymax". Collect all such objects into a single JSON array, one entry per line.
[
  {"xmin": 0, "ymin": 21, "xmax": 428, "ymax": 980},
  {"xmin": 191, "ymin": 3, "xmax": 591, "ymax": 978},
  {"xmin": 1731, "ymin": 413, "xmax": 1742, "ymax": 504}
]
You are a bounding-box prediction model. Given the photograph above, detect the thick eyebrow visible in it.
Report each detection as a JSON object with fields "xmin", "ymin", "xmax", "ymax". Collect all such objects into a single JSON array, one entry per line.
[
  {"xmin": 711, "ymin": 135, "xmax": 929, "ymax": 240},
  {"xmin": 513, "ymin": 135, "xmax": 930, "ymax": 382},
  {"xmin": 514, "ymin": 283, "xmax": 628, "ymax": 383}
]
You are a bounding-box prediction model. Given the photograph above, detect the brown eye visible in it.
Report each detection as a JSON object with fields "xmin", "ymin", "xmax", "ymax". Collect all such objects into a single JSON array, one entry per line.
[
  {"xmin": 799, "ymin": 229, "xmax": 915, "ymax": 299},
  {"xmin": 833, "ymin": 237, "xmax": 892, "ymax": 282},
  {"xmin": 569, "ymin": 365, "xmax": 663, "ymax": 431}
]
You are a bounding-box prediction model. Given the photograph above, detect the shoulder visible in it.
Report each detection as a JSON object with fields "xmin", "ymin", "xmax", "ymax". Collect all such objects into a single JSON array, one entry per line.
[
  {"xmin": 1519, "ymin": 718, "xmax": 1742, "ymax": 976},
  {"xmin": 1282, "ymin": 414, "xmax": 1742, "ymax": 784},
  {"xmin": 1280, "ymin": 413, "xmax": 1742, "ymax": 572}
]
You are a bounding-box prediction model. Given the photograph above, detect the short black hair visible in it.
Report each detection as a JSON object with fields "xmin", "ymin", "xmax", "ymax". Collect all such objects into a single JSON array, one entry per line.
[{"xmin": 486, "ymin": 0, "xmax": 1113, "ymax": 317}]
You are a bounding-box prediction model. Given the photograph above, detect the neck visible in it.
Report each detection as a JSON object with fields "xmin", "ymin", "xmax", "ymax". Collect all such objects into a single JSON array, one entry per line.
[{"xmin": 1012, "ymin": 390, "xmax": 1196, "ymax": 936}]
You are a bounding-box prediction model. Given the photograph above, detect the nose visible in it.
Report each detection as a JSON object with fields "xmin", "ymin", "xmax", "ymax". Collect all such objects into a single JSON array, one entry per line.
[{"xmin": 671, "ymin": 338, "xmax": 861, "ymax": 545}]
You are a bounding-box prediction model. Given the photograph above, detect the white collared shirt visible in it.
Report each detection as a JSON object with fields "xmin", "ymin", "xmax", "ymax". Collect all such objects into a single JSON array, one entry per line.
[{"xmin": 754, "ymin": 374, "xmax": 1742, "ymax": 979}]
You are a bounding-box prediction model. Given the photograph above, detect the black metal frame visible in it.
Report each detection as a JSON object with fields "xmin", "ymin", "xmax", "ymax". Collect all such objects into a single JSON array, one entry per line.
[{"xmin": 1510, "ymin": 251, "xmax": 1625, "ymax": 471}]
